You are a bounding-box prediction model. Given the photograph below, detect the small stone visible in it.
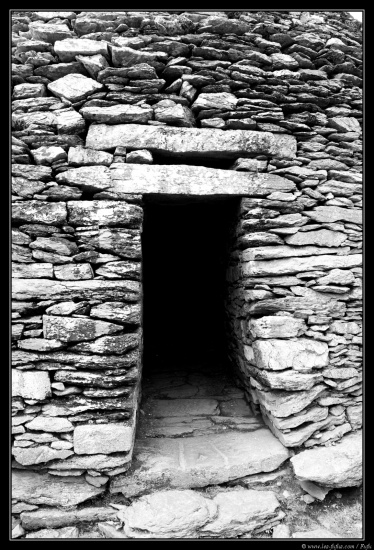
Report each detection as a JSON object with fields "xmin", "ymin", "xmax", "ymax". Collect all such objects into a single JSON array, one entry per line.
[
  {"xmin": 126, "ymin": 150, "xmax": 153, "ymax": 164},
  {"xmin": 302, "ymin": 494, "xmax": 315, "ymax": 504}
]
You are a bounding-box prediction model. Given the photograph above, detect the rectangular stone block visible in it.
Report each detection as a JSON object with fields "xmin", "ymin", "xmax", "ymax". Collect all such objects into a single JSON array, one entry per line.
[
  {"xmin": 110, "ymin": 164, "xmax": 296, "ymax": 196},
  {"xmin": 74, "ymin": 422, "xmax": 134, "ymax": 455},
  {"xmin": 12, "ymin": 201, "xmax": 67, "ymax": 225},
  {"xmin": 86, "ymin": 124, "xmax": 297, "ymax": 159},
  {"xmin": 43, "ymin": 315, "xmax": 123, "ymax": 342},
  {"xmin": 12, "ymin": 370, "xmax": 51, "ymax": 400},
  {"xmin": 12, "ymin": 263, "xmax": 53, "ymax": 279},
  {"xmin": 67, "ymin": 200, "xmax": 143, "ymax": 227}
]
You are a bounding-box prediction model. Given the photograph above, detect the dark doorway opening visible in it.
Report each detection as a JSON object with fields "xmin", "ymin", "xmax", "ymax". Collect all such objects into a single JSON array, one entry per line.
[{"xmin": 141, "ymin": 196, "xmax": 240, "ymax": 373}]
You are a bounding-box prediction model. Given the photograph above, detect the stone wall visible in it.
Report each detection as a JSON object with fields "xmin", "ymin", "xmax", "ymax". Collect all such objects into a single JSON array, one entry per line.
[{"xmin": 12, "ymin": 9, "xmax": 362, "ymax": 514}]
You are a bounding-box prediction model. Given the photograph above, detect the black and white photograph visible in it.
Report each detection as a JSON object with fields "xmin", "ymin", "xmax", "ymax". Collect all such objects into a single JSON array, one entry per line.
[{"xmin": 10, "ymin": 9, "xmax": 364, "ymax": 542}]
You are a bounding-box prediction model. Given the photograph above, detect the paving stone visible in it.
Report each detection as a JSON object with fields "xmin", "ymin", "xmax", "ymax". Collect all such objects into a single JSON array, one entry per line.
[
  {"xmin": 147, "ymin": 399, "xmax": 219, "ymax": 417},
  {"xmin": 110, "ymin": 429, "xmax": 289, "ymax": 497}
]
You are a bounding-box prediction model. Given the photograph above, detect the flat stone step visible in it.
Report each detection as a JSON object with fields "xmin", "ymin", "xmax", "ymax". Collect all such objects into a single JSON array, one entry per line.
[
  {"xmin": 110, "ymin": 429, "xmax": 290, "ymax": 497},
  {"xmin": 145, "ymin": 398, "xmax": 220, "ymax": 417}
]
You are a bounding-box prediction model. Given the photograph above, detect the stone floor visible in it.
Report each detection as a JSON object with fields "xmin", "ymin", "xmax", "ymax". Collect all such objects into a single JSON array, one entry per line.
[{"xmin": 110, "ymin": 352, "xmax": 290, "ymax": 497}]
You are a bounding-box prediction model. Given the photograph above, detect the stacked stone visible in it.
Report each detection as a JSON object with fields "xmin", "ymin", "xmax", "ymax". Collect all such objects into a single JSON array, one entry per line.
[
  {"xmin": 12, "ymin": 189, "xmax": 143, "ymax": 482},
  {"xmin": 11, "ymin": 9, "xmax": 362, "ymax": 537}
]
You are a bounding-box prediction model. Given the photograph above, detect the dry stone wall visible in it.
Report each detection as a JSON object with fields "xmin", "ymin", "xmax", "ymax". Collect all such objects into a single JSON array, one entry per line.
[{"xmin": 11, "ymin": 9, "xmax": 362, "ymax": 535}]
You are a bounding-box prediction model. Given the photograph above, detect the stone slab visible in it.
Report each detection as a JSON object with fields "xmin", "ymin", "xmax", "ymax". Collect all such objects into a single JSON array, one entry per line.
[
  {"xmin": 242, "ymin": 253, "xmax": 362, "ymax": 277},
  {"xmin": 110, "ymin": 429, "xmax": 290, "ymax": 497},
  {"xmin": 147, "ymin": 399, "xmax": 219, "ymax": 417},
  {"xmin": 12, "ymin": 470, "xmax": 104, "ymax": 506},
  {"xmin": 21, "ymin": 507, "xmax": 117, "ymax": 530},
  {"xmin": 110, "ymin": 163, "xmax": 296, "ymax": 196},
  {"xmin": 12, "ymin": 279, "xmax": 140, "ymax": 302},
  {"xmin": 86, "ymin": 124, "xmax": 297, "ymax": 159}
]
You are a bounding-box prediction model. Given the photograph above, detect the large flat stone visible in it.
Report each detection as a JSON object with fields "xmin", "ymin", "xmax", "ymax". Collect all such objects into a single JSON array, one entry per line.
[
  {"xmin": 110, "ymin": 429, "xmax": 290, "ymax": 497},
  {"xmin": 54, "ymin": 38, "xmax": 109, "ymax": 62},
  {"xmin": 253, "ymin": 339, "xmax": 329, "ymax": 371},
  {"xmin": 80, "ymin": 104, "xmax": 153, "ymax": 124},
  {"xmin": 242, "ymin": 253, "xmax": 362, "ymax": 276},
  {"xmin": 86, "ymin": 124, "xmax": 297, "ymax": 159},
  {"xmin": 284, "ymin": 229, "xmax": 347, "ymax": 247},
  {"xmin": 290, "ymin": 431, "xmax": 362, "ymax": 488},
  {"xmin": 242, "ymin": 245, "xmax": 348, "ymax": 261},
  {"xmin": 12, "ymin": 370, "xmax": 51, "ymax": 400},
  {"xmin": 251, "ymin": 382, "xmax": 327, "ymax": 418},
  {"xmin": 12, "ymin": 279, "xmax": 140, "ymax": 302},
  {"xmin": 110, "ymin": 163, "xmax": 296, "ymax": 195},
  {"xmin": 75, "ymin": 227, "xmax": 141, "ymax": 259},
  {"xmin": 12, "ymin": 446, "xmax": 74, "ymax": 465},
  {"xmin": 56, "ymin": 166, "xmax": 111, "ymax": 192},
  {"xmin": 12, "ymin": 470, "xmax": 104, "ymax": 506},
  {"xmin": 48, "ymin": 74, "xmax": 103, "ymax": 102},
  {"xmin": 74, "ymin": 422, "xmax": 134, "ymax": 455}
]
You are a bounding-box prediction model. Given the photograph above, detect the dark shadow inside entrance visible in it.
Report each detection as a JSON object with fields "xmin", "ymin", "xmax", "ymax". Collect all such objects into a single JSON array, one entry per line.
[{"xmin": 141, "ymin": 196, "xmax": 240, "ymax": 373}]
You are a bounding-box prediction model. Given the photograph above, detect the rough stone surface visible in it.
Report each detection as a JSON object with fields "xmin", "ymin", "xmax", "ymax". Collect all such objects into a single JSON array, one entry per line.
[
  {"xmin": 43, "ymin": 314, "xmax": 123, "ymax": 342},
  {"xmin": 12, "ymin": 470, "xmax": 105, "ymax": 506},
  {"xmin": 74, "ymin": 422, "xmax": 134, "ymax": 455},
  {"xmin": 253, "ymin": 339, "xmax": 329, "ymax": 371},
  {"xmin": 290, "ymin": 431, "xmax": 362, "ymax": 488},
  {"xmin": 12, "ymin": 370, "xmax": 51, "ymax": 400},
  {"xmin": 111, "ymin": 429, "xmax": 289, "ymax": 496}
]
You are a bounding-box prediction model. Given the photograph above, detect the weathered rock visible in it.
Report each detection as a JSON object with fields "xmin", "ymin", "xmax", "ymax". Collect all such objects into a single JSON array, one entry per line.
[
  {"xmin": 242, "ymin": 245, "xmax": 348, "ymax": 261},
  {"xmin": 31, "ymin": 146, "xmax": 67, "ymax": 166},
  {"xmin": 284, "ymin": 229, "xmax": 347, "ymax": 247},
  {"xmin": 43, "ymin": 315, "xmax": 123, "ymax": 342},
  {"xmin": 290, "ymin": 431, "xmax": 362, "ymax": 487},
  {"xmin": 13, "ymin": 83, "xmax": 47, "ymax": 100},
  {"xmin": 111, "ymin": 430, "xmax": 289, "ymax": 496},
  {"xmin": 25, "ymin": 416, "xmax": 73, "ymax": 432},
  {"xmin": 12, "ymin": 264, "xmax": 54, "ymax": 279},
  {"xmin": 75, "ymin": 227, "xmax": 142, "ymax": 258},
  {"xmin": 200, "ymin": 489, "xmax": 281, "ymax": 537},
  {"xmin": 12, "ymin": 370, "xmax": 51, "ymax": 400},
  {"xmin": 69, "ymin": 332, "xmax": 139, "ymax": 355},
  {"xmin": 272, "ymin": 524, "xmax": 290, "ymax": 538},
  {"xmin": 120, "ymin": 489, "xmax": 216, "ymax": 538},
  {"xmin": 248, "ymin": 316, "xmax": 305, "ymax": 339},
  {"xmin": 304, "ymin": 206, "xmax": 362, "ymax": 225},
  {"xmin": 242, "ymin": 253, "xmax": 362, "ymax": 277},
  {"xmin": 126, "ymin": 150, "xmax": 153, "ymax": 164},
  {"xmin": 317, "ymin": 269, "xmax": 355, "ymax": 285},
  {"xmin": 67, "ymin": 200, "xmax": 143, "ymax": 227},
  {"xmin": 54, "ymin": 264, "xmax": 94, "ymax": 280},
  {"xmin": 68, "ymin": 146, "xmax": 113, "ymax": 166},
  {"xmin": 56, "ymin": 166, "xmax": 111, "ymax": 192},
  {"xmin": 86, "ymin": 124, "xmax": 297, "ymax": 159},
  {"xmin": 110, "ymin": 45, "xmax": 167, "ymax": 68},
  {"xmin": 252, "ymin": 383, "xmax": 327, "ymax": 418},
  {"xmin": 21, "ymin": 506, "xmax": 117, "ymax": 530},
  {"xmin": 75, "ymin": 54, "xmax": 109, "ymax": 78},
  {"xmin": 80, "ymin": 104, "xmax": 153, "ymax": 124},
  {"xmin": 94, "ymin": 261, "xmax": 141, "ymax": 280},
  {"xmin": 12, "ymin": 446, "xmax": 74, "ymax": 465},
  {"xmin": 74, "ymin": 422, "xmax": 134, "ymax": 455},
  {"xmin": 154, "ymin": 100, "xmax": 195, "ymax": 127},
  {"xmin": 30, "ymin": 237, "xmax": 78, "ymax": 256},
  {"xmin": 192, "ymin": 92, "xmax": 238, "ymax": 112},
  {"xmin": 54, "ymin": 368, "xmax": 138, "ymax": 388},
  {"xmin": 13, "ymin": 279, "xmax": 140, "ymax": 302},
  {"xmin": 247, "ymin": 364, "xmax": 323, "ymax": 391},
  {"xmin": 90, "ymin": 302, "xmax": 141, "ymax": 325},
  {"xmin": 29, "ymin": 22, "xmax": 72, "ymax": 43},
  {"xmin": 54, "ymin": 38, "xmax": 108, "ymax": 62},
  {"xmin": 253, "ymin": 339, "xmax": 328, "ymax": 371},
  {"xmin": 26, "ymin": 526, "xmax": 79, "ymax": 538},
  {"xmin": 47, "ymin": 452, "xmax": 131, "ymax": 471},
  {"xmin": 18, "ymin": 338, "xmax": 65, "ymax": 352},
  {"xmin": 299, "ymin": 480, "xmax": 330, "ymax": 501},
  {"xmin": 110, "ymin": 163, "xmax": 295, "ymax": 195},
  {"xmin": 12, "ymin": 201, "xmax": 67, "ymax": 225},
  {"xmin": 328, "ymin": 117, "xmax": 361, "ymax": 133},
  {"xmin": 48, "ymin": 74, "xmax": 103, "ymax": 103}
]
